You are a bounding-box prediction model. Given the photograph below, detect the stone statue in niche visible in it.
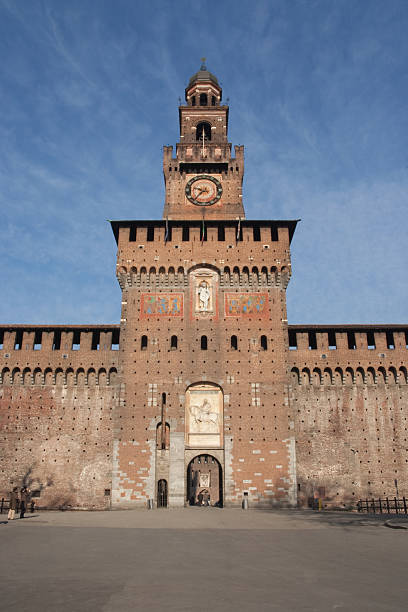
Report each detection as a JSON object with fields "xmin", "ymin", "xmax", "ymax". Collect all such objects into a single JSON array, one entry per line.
[
  {"xmin": 191, "ymin": 268, "xmax": 217, "ymax": 317},
  {"xmin": 197, "ymin": 281, "xmax": 211, "ymax": 311}
]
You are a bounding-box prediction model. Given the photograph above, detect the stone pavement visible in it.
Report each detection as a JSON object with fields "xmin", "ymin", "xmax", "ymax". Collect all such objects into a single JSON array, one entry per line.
[{"xmin": 1, "ymin": 508, "xmax": 407, "ymax": 611}]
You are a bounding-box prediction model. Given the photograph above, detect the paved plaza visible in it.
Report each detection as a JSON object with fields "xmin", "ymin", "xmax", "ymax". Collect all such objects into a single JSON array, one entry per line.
[{"xmin": 1, "ymin": 508, "xmax": 407, "ymax": 611}]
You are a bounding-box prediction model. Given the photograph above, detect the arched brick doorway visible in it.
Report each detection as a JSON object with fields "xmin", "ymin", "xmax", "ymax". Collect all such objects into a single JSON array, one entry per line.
[
  {"xmin": 157, "ymin": 479, "xmax": 168, "ymax": 508},
  {"xmin": 187, "ymin": 454, "xmax": 223, "ymax": 507}
]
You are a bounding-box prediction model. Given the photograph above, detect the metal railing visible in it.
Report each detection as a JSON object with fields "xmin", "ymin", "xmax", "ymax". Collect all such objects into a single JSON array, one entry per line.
[
  {"xmin": 0, "ymin": 498, "xmax": 36, "ymax": 513},
  {"xmin": 357, "ymin": 497, "xmax": 407, "ymax": 515}
]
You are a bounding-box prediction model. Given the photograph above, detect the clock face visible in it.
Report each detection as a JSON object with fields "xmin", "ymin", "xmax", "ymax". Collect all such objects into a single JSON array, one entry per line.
[{"xmin": 185, "ymin": 175, "xmax": 223, "ymax": 206}]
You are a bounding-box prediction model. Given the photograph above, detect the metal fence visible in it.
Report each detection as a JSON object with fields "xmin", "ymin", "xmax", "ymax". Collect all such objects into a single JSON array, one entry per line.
[
  {"xmin": 0, "ymin": 498, "xmax": 36, "ymax": 513},
  {"xmin": 357, "ymin": 497, "xmax": 408, "ymax": 515}
]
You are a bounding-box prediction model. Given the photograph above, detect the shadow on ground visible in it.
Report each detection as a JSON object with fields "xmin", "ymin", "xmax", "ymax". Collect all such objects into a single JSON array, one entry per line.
[{"xmin": 253, "ymin": 507, "xmax": 408, "ymax": 528}]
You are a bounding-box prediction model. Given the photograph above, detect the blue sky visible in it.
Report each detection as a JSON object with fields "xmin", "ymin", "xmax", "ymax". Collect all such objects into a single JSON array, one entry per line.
[{"xmin": 1, "ymin": 0, "xmax": 407, "ymax": 325}]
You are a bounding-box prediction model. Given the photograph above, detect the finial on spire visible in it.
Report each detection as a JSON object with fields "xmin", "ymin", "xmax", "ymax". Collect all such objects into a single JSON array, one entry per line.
[{"xmin": 200, "ymin": 57, "xmax": 206, "ymax": 70}]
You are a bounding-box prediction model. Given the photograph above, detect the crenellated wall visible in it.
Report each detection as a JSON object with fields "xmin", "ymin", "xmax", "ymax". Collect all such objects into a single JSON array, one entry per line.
[
  {"xmin": 0, "ymin": 325, "xmax": 120, "ymax": 509},
  {"xmin": 1, "ymin": 318, "xmax": 407, "ymax": 510},
  {"xmin": 288, "ymin": 325, "xmax": 408, "ymax": 508}
]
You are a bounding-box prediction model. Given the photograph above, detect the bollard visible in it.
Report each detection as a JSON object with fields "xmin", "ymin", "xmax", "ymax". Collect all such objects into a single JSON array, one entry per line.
[
  {"xmin": 147, "ymin": 499, "xmax": 154, "ymax": 510},
  {"xmin": 242, "ymin": 493, "xmax": 249, "ymax": 510}
]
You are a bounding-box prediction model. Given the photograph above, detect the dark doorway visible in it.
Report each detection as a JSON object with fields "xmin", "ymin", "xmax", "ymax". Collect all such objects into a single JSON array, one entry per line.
[
  {"xmin": 187, "ymin": 455, "xmax": 223, "ymax": 507},
  {"xmin": 157, "ymin": 479, "xmax": 168, "ymax": 508}
]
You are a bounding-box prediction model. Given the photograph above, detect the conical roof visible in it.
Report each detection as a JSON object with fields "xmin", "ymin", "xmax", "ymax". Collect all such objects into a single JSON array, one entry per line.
[{"xmin": 188, "ymin": 60, "xmax": 220, "ymax": 88}]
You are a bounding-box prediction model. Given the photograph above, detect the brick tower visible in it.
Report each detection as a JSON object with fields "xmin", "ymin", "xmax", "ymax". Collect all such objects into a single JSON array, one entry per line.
[{"xmin": 110, "ymin": 62, "xmax": 298, "ymax": 508}]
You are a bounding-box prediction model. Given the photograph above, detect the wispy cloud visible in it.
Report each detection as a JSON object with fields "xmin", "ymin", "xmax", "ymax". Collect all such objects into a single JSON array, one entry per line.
[{"xmin": 0, "ymin": 0, "xmax": 407, "ymax": 324}]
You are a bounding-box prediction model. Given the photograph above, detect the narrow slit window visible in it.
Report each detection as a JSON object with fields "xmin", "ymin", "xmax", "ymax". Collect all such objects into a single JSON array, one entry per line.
[
  {"xmin": 52, "ymin": 330, "xmax": 61, "ymax": 351},
  {"xmin": 308, "ymin": 331, "xmax": 317, "ymax": 350},
  {"xmin": 33, "ymin": 330, "xmax": 42, "ymax": 351},
  {"xmin": 217, "ymin": 225, "xmax": 225, "ymax": 241},
  {"xmin": 253, "ymin": 226, "xmax": 261, "ymax": 241},
  {"xmin": 72, "ymin": 330, "xmax": 80, "ymax": 351},
  {"xmin": 201, "ymin": 335, "xmax": 208, "ymax": 350},
  {"xmin": 328, "ymin": 330, "xmax": 336, "ymax": 350},
  {"xmin": 347, "ymin": 331, "xmax": 356, "ymax": 350},
  {"xmin": 288, "ymin": 330, "xmax": 297, "ymax": 351},
  {"xmin": 0, "ymin": 330, "xmax": 4, "ymax": 350},
  {"xmin": 182, "ymin": 225, "xmax": 189, "ymax": 241},
  {"xmin": 14, "ymin": 330, "xmax": 23, "ymax": 350},
  {"xmin": 171, "ymin": 335, "xmax": 178, "ymax": 349},
  {"xmin": 231, "ymin": 335, "xmax": 238, "ymax": 350},
  {"xmin": 147, "ymin": 226, "xmax": 154, "ymax": 241},
  {"xmin": 141, "ymin": 335, "xmax": 148, "ymax": 350},
  {"xmin": 111, "ymin": 329, "xmax": 120, "ymax": 351},
  {"xmin": 386, "ymin": 331, "xmax": 394, "ymax": 349},
  {"xmin": 367, "ymin": 331, "xmax": 376, "ymax": 350},
  {"xmin": 129, "ymin": 225, "xmax": 137, "ymax": 242},
  {"xmin": 260, "ymin": 335, "xmax": 267, "ymax": 350},
  {"xmin": 91, "ymin": 331, "xmax": 100, "ymax": 351}
]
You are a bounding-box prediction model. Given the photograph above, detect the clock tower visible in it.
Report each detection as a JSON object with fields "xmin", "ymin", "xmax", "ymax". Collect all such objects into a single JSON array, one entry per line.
[
  {"xmin": 163, "ymin": 61, "xmax": 245, "ymax": 220},
  {"xmin": 109, "ymin": 62, "xmax": 298, "ymax": 510}
]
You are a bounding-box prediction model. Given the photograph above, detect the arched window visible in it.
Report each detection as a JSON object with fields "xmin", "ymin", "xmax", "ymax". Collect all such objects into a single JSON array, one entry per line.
[
  {"xmin": 260, "ymin": 335, "xmax": 267, "ymax": 350},
  {"xmin": 196, "ymin": 121, "xmax": 211, "ymax": 142},
  {"xmin": 199, "ymin": 93, "xmax": 208, "ymax": 106},
  {"xmin": 231, "ymin": 335, "xmax": 238, "ymax": 350},
  {"xmin": 191, "ymin": 96, "xmax": 196, "ymax": 106},
  {"xmin": 157, "ymin": 479, "xmax": 168, "ymax": 507},
  {"xmin": 211, "ymin": 96, "xmax": 216, "ymax": 106},
  {"xmin": 201, "ymin": 335, "xmax": 208, "ymax": 350},
  {"xmin": 171, "ymin": 335, "xmax": 178, "ymax": 350},
  {"xmin": 141, "ymin": 335, "xmax": 148, "ymax": 350}
]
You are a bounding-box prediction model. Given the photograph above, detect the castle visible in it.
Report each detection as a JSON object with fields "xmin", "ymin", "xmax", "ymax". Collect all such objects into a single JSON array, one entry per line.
[{"xmin": 1, "ymin": 64, "xmax": 407, "ymax": 509}]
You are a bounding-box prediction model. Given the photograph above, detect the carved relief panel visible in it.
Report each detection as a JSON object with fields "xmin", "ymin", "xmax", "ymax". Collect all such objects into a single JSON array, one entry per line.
[{"xmin": 185, "ymin": 383, "xmax": 223, "ymax": 448}]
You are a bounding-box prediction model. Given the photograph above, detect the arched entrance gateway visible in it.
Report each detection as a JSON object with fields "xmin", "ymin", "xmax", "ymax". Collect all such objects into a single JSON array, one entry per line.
[
  {"xmin": 187, "ymin": 455, "xmax": 223, "ymax": 507},
  {"xmin": 185, "ymin": 382, "xmax": 224, "ymax": 507}
]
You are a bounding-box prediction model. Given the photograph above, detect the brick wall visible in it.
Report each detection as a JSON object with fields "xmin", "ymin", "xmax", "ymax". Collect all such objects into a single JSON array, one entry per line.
[
  {"xmin": 111, "ymin": 219, "xmax": 297, "ymax": 508},
  {"xmin": 289, "ymin": 326, "xmax": 408, "ymax": 507},
  {"xmin": 0, "ymin": 326, "xmax": 119, "ymax": 508}
]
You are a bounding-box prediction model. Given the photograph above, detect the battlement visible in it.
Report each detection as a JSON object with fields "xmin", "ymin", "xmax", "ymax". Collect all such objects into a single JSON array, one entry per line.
[
  {"xmin": 288, "ymin": 324, "xmax": 408, "ymax": 379},
  {"xmin": 288, "ymin": 324, "xmax": 408, "ymax": 353},
  {"xmin": 0, "ymin": 325, "xmax": 120, "ymax": 382},
  {"xmin": 111, "ymin": 219, "xmax": 297, "ymax": 287}
]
